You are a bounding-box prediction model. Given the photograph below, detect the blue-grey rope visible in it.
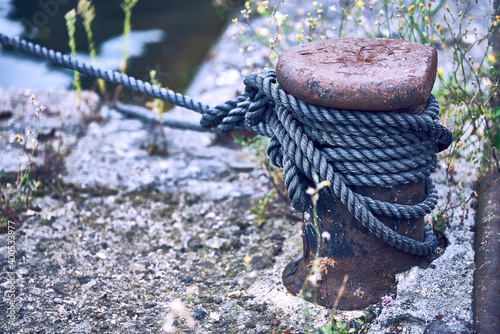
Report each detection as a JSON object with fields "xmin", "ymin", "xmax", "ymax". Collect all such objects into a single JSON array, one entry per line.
[
  {"xmin": 0, "ymin": 33, "xmax": 452, "ymax": 256},
  {"xmin": 114, "ymin": 102, "xmax": 207, "ymax": 132}
]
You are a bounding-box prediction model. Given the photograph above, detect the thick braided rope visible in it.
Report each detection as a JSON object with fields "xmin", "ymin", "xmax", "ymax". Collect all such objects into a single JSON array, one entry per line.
[
  {"xmin": 0, "ymin": 33, "xmax": 451, "ymax": 256},
  {"xmin": 272, "ymin": 105, "xmax": 438, "ymax": 255}
]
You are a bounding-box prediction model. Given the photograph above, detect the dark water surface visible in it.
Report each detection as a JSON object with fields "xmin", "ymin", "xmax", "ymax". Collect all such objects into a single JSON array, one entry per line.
[{"xmin": 0, "ymin": 0, "xmax": 236, "ymax": 104}]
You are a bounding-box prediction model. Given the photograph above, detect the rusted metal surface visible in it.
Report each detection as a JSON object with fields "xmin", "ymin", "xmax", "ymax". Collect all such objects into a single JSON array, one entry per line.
[
  {"xmin": 282, "ymin": 179, "xmax": 426, "ymax": 310},
  {"xmin": 473, "ymin": 172, "xmax": 500, "ymax": 334},
  {"xmin": 276, "ymin": 38, "xmax": 437, "ymax": 111},
  {"xmin": 278, "ymin": 38, "xmax": 438, "ymax": 310}
]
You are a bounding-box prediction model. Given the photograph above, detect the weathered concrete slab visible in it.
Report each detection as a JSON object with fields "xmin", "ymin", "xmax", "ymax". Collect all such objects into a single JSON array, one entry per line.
[{"xmin": 0, "ymin": 0, "xmax": 494, "ymax": 333}]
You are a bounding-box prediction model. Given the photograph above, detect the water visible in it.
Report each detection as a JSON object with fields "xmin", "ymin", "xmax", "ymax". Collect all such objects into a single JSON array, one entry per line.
[{"xmin": 0, "ymin": 0, "xmax": 235, "ymax": 104}]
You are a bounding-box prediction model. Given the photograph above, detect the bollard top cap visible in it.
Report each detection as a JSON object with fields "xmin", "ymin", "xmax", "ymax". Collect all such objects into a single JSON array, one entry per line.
[{"xmin": 276, "ymin": 38, "xmax": 438, "ymax": 111}]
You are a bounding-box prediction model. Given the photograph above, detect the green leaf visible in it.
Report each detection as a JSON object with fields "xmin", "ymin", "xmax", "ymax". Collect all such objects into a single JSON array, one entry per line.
[{"xmin": 493, "ymin": 132, "xmax": 500, "ymax": 150}]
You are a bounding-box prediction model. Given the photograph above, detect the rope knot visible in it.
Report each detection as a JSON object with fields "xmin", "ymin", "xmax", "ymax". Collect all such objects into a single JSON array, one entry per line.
[
  {"xmin": 243, "ymin": 69, "xmax": 277, "ymax": 127},
  {"xmin": 200, "ymin": 69, "xmax": 277, "ymax": 134}
]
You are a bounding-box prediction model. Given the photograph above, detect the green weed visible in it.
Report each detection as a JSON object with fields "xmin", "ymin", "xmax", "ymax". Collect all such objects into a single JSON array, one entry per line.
[
  {"xmin": 147, "ymin": 70, "xmax": 166, "ymax": 120},
  {"xmin": 113, "ymin": 0, "xmax": 140, "ymax": 103},
  {"xmin": 64, "ymin": 9, "xmax": 82, "ymax": 114},
  {"xmin": 120, "ymin": 0, "xmax": 140, "ymax": 74},
  {"xmin": 0, "ymin": 96, "xmax": 42, "ymax": 230},
  {"xmin": 250, "ymin": 188, "xmax": 276, "ymax": 223},
  {"xmin": 77, "ymin": 0, "xmax": 106, "ymax": 96},
  {"xmin": 146, "ymin": 69, "xmax": 168, "ymax": 155}
]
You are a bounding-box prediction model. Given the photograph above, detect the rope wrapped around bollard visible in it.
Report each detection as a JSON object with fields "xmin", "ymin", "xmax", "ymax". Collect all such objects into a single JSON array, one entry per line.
[
  {"xmin": 202, "ymin": 69, "xmax": 451, "ymax": 256},
  {"xmin": 0, "ymin": 33, "xmax": 452, "ymax": 256}
]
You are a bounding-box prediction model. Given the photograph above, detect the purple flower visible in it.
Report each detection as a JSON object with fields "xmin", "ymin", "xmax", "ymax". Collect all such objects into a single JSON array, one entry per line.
[{"xmin": 381, "ymin": 295, "xmax": 395, "ymax": 308}]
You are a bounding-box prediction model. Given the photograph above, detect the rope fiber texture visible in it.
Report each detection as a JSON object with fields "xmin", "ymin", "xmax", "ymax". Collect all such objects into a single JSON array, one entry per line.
[{"xmin": 0, "ymin": 33, "xmax": 452, "ymax": 256}]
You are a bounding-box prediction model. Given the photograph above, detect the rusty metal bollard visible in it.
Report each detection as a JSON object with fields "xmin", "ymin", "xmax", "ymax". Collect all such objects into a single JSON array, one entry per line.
[{"xmin": 277, "ymin": 38, "xmax": 438, "ymax": 310}]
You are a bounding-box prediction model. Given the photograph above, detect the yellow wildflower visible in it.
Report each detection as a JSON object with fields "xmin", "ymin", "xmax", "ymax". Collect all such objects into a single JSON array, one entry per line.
[
  {"xmin": 409, "ymin": 5, "xmax": 415, "ymax": 12},
  {"xmin": 243, "ymin": 255, "xmax": 251, "ymax": 264},
  {"xmin": 313, "ymin": 1, "xmax": 317, "ymax": 7},
  {"xmin": 425, "ymin": 16, "xmax": 430, "ymax": 24},
  {"xmin": 269, "ymin": 54, "xmax": 275, "ymax": 61},
  {"xmin": 445, "ymin": 4, "xmax": 449, "ymax": 10},
  {"xmin": 437, "ymin": 67, "xmax": 444, "ymax": 76},
  {"xmin": 232, "ymin": 18, "xmax": 238, "ymax": 23},
  {"xmin": 296, "ymin": 34, "xmax": 303, "ymax": 41},
  {"xmin": 355, "ymin": 1, "xmax": 365, "ymax": 8},
  {"xmin": 419, "ymin": 3, "xmax": 424, "ymax": 8},
  {"xmin": 487, "ymin": 54, "xmax": 497, "ymax": 64}
]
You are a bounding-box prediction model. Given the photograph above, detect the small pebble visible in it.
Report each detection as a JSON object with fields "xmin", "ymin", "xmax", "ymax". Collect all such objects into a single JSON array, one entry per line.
[
  {"xmin": 96, "ymin": 252, "xmax": 107, "ymax": 259},
  {"xmin": 245, "ymin": 214, "xmax": 258, "ymax": 221},
  {"xmin": 193, "ymin": 309, "xmax": 207, "ymax": 320},
  {"xmin": 209, "ymin": 312, "xmax": 220, "ymax": 321},
  {"xmin": 254, "ymin": 303, "xmax": 267, "ymax": 312},
  {"xmin": 205, "ymin": 236, "xmax": 227, "ymax": 249},
  {"xmin": 220, "ymin": 321, "xmax": 230, "ymax": 328},
  {"xmin": 228, "ymin": 290, "xmax": 242, "ymax": 298},
  {"xmin": 245, "ymin": 321, "xmax": 257, "ymax": 328},
  {"xmin": 53, "ymin": 298, "xmax": 63, "ymax": 304},
  {"xmin": 272, "ymin": 244, "xmax": 282, "ymax": 256}
]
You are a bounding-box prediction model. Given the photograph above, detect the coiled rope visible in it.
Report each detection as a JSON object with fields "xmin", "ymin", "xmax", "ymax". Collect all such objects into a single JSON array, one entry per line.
[{"xmin": 0, "ymin": 33, "xmax": 452, "ymax": 256}]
